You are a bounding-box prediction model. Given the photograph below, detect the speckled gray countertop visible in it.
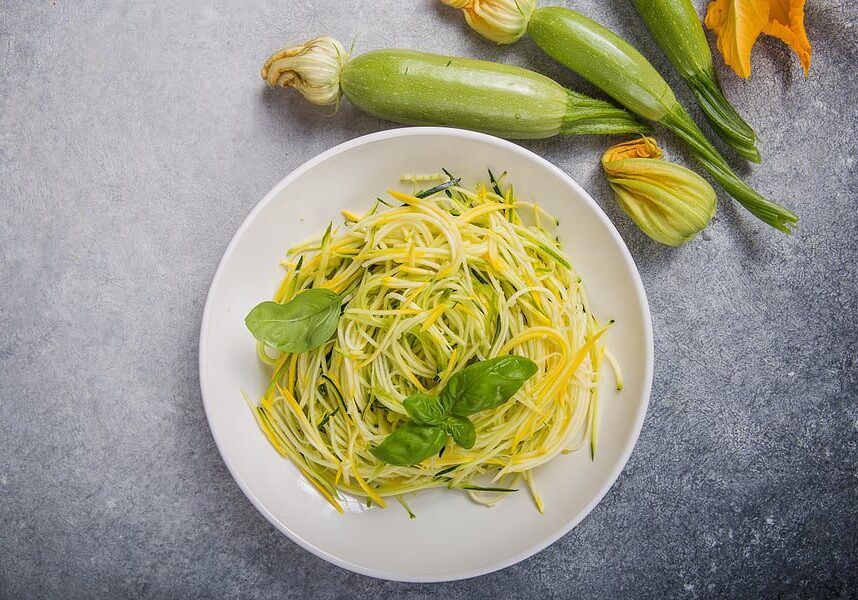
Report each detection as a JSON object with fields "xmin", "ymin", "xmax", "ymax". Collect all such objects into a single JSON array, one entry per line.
[{"xmin": 1, "ymin": 1, "xmax": 856, "ymax": 598}]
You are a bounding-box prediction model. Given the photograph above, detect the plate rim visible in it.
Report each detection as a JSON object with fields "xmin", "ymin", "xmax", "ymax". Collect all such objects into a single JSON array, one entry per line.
[{"xmin": 199, "ymin": 126, "xmax": 654, "ymax": 582}]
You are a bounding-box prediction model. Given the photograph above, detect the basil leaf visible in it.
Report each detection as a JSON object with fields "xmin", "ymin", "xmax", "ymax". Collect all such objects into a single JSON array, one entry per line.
[
  {"xmin": 245, "ymin": 288, "xmax": 340, "ymax": 353},
  {"xmin": 442, "ymin": 356, "xmax": 538, "ymax": 417},
  {"xmin": 443, "ymin": 415, "xmax": 476, "ymax": 449},
  {"xmin": 402, "ymin": 394, "xmax": 448, "ymax": 425},
  {"xmin": 370, "ymin": 423, "xmax": 447, "ymax": 466}
]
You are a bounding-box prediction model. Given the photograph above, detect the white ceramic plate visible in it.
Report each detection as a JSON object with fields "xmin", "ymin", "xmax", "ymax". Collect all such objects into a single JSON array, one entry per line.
[{"xmin": 200, "ymin": 127, "xmax": 653, "ymax": 582}]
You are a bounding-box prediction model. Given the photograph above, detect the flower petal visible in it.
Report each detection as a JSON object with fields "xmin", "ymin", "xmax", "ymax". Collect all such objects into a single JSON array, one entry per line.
[
  {"xmin": 705, "ymin": 0, "xmax": 771, "ymax": 78},
  {"xmin": 601, "ymin": 136, "xmax": 662, "ymax": 163},
  {"xmin": 763, "ymin": 0, "xmax": 811, "ymax": 76}
]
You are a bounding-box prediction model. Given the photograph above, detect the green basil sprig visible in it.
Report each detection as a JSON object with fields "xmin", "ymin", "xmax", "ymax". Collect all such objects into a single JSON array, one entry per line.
[
  {"xmin": 370, "ymin": 356, "xmax": 537, "ymax": 466},
  {"xmin": 245, "ymin": 288, "xmax": 340, "ymax": 353}
]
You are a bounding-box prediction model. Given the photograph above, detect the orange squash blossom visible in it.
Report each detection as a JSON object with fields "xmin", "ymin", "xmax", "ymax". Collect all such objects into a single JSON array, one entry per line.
[{"xmin": 705, "ymin": 0, "xmax": 811, "ymax": 78}]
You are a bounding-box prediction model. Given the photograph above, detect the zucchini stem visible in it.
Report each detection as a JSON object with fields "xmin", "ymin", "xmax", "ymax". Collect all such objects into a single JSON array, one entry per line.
[
  {"xmin": 662, "ymin": 104, "xmax": 798, "ymax": 232},
  {"xmin": 687, "ymin": 69, "xmax": 759, "ymax": 163},
  {"xmin": 561, "ymin": 90, "xmax": 650, "ymax": 135}
]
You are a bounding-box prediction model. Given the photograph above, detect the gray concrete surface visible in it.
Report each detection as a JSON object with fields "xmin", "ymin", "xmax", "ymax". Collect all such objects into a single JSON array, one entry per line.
[{"xmin": 1, "ymin": 0, "xmax": 856, "ymax": 598}]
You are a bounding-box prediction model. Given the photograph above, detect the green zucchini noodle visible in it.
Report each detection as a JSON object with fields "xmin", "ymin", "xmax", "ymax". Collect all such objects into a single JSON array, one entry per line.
[{"xmin": 247, "ymin": 171, "xmax": 617, "ymax": 514}]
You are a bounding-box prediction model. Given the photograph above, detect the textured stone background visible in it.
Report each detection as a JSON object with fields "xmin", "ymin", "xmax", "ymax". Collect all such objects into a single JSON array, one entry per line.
[{"xmin": 1, "ymin": 0, "xmax": 856, "ymax": 598}]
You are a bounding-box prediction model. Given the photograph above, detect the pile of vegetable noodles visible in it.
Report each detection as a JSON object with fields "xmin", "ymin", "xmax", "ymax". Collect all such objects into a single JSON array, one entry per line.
[{"xmin": 245, "ymin": 172, "xmax": 618, "ymax": 514}]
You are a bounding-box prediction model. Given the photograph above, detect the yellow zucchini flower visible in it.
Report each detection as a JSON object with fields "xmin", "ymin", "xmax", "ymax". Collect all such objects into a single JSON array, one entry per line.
[
  {"xmin": 440, "ymin": 0, "xmax": 537, "ymax": 44},
  {"xmin": 261, "ymin": 36, "xmax": 348, "ymax": 105},
  {"xmin": 705, "ymin": 0, "xmax": 811, "ymax": 78},
  {"xmin": 602, "ymin": 137, "xmax": 716, "ymax": 246}
]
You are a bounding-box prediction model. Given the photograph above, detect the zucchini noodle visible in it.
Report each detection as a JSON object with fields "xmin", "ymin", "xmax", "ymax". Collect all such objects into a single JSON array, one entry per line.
[{"xmin": 248, "ymin": 172, "xmax": 616, "ymax": 514}]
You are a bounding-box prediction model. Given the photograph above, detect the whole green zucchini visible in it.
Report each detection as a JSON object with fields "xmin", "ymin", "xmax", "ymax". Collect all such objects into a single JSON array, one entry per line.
[{"xmin": 261, "ymin": 36, "xmax": 643, "ymax": 139}]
